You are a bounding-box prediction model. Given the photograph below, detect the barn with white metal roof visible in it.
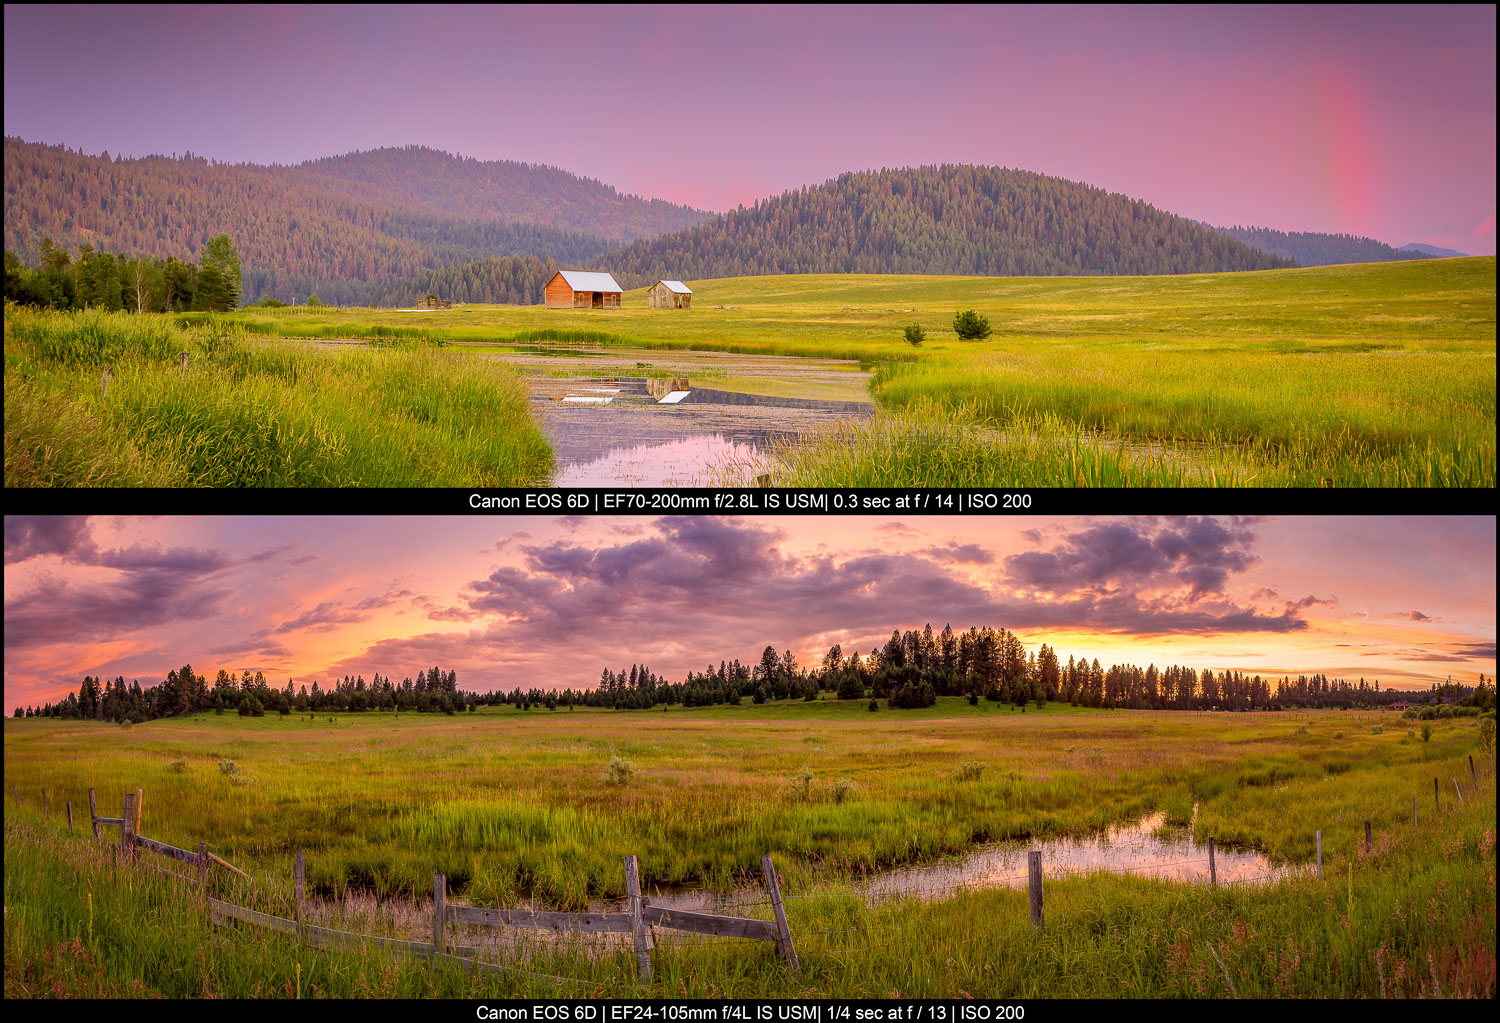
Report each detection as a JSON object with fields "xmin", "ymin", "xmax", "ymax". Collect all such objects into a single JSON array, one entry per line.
[
  {"xmin": 648, "ymin": 280, "xmax": 693, "ymax": 309},
  {"xmin": 544, "ymin": 270, "xmax": 623, "ymax": 309}
]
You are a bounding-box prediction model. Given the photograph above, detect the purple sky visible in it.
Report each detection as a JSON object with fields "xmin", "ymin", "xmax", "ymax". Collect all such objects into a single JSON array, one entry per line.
[
  {"xmin": 3, "ymin": 5, "xmax": 1495, "ymax": 254},
  {"xmin": 4, "ymin": 516, "xmax": 1495, "ymax": 710}
]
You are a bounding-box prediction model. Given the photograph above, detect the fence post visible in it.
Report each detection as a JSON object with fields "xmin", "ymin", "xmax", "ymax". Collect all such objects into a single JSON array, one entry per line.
[
  {"xmin": 1453, "ymin": 778, "xmax": 1463, "ymax": 804},
  {"xmin": 1028, "ymin": 850, "xmax": 1045, "ymax": 930},
  {"xmin": 89, "ymin": 789, "xmax": 101, "ymax": 839},
  {"xmin": 1434, "ymin": 777, "xmax": 1439, "ymax": 812},
  {"xmin": 197, "ymin": 842, "xmax": 208, "ymax": 903},
  {"xmin": 1470, "ymin": 755, "xmax": 1477, "ymax": 784},
  {"xmin": 1413, "ymin": 795, "xmax": 1418, "ymax": 827},
  {"xmin": 41, "ymin": 788, "xmax": 49, "ymax": 817},
  {"xmin": 295, "ymin": 850, "xmax": 306, "ymax": 928},
  {"xmin": 121, "ymin": 792, "xmax": 135, "ymax": 860},
  {"xmin": 67, "ymin": 801, "xmax": 74, "ymax": 833},
  {"xmin": 623, "ymin": 855, "xmax": 652, "ymax": 982},
  {"xmin": 1208, "ymin": 836, "xmax": 1216, "ymax": 885},
  {"xmin": 433, "ymin": 874, "xmax": 446, "ymax": 957},
  {"xmin": 135, "ymin": 788, "xmax": 143, "ymax": 833},
  {"xmin": 761, "ymin": 854, "xmax": 802, "ymax": 979},
  {"xmin": 1315, "ymin": 830, "xmax": 1322, "ymax": 880},
  {"xmin": 1364, "ymin": 821, "xmax": 1372, "ymax": 853}
]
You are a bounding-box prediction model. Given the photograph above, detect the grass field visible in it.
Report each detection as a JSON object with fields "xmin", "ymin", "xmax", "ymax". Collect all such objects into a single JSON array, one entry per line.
[
  {"xmin": 224, "ymin": 257, "xmax": 1496, "ymax": 487},
  {"xmin": 3, "ymin": 305, "xmax": 553, "ymax": 487},
  {"xmin": 6, "ymin": 257, "xmax": 1494, "ymax": 486},
  {"xmin": 4, "ymin": 700, "xmax": 1494, "ymax": 996}
]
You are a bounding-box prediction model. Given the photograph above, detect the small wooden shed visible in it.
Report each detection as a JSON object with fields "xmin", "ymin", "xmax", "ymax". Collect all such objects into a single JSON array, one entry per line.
[
  {"xmin": 648, "ymin": 280, "xmax": 693, "ymax": 309},
  {"xmin": 544, "ymin": 270, "xmax": 623, "ymax": 309}
]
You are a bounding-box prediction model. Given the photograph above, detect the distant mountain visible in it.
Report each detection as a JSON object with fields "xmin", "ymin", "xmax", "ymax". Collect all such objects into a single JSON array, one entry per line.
[
  {"xmin": 2, "ymin": 138, "xmax": 709, "ymax": 303},
  {"xmin": 298, "ymin": 146, "xmax": 709, "ymax": 241},
  {"xmin": 1211, "ymin": 224, "xmax": 1428, "ymax": 266},
  {"xmin": 1399, "ymin": 242, "xmax": 1470, "ymax": 259},
  {"xmin": 608, "ymin": 166, "xmax": 1291, "ymax": 284}
]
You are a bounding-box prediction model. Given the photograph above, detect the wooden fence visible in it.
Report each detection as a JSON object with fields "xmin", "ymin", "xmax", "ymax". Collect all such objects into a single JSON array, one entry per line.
[{"xmin": 61, "ymin": 787, "xmax": 800, "ymax": 984}]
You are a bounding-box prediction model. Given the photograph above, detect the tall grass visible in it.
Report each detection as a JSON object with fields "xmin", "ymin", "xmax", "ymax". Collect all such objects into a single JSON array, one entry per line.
[
  {"xmin": 5, "ymin": 739, "xmax": 1493, "ymax": 997},
  {"xmin": 4, "ymin": 305, "xmax": 553, "ymax": 487},
  {"xmin": 769, "ymin": 405, "xmax": 1494, "ymax": 488}
]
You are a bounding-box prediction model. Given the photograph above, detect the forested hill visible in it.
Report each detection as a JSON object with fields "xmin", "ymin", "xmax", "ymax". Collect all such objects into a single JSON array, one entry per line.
[
  {"xmin": 1211, "ymin": 223, "xmax": 1430, "ymax": 266},
  {"xmin": 607, "ymin": 165, "xmax": 1292, "ymax": 282},
  {"xmin": 2, "ymin": 138, "xmax": 707, "ymax": 304},
  {"xmin": 297, "ymin": 146, "xmax": 709, "ymax": 240}
]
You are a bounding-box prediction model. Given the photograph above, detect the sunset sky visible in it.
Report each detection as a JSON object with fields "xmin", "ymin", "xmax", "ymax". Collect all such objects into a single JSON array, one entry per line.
[
  {"xmin": 3, "ymin": 5, "xmax": 1495, "ymax": 254},
  {"xmin": 4, "ymin": 515, "xmax": 1494, "ymax": 710}
]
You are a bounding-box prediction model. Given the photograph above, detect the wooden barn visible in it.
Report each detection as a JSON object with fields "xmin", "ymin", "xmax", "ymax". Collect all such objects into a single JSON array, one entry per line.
[
  {"xmin": 544, "ymin": 270, "xmax": 623, "ymax": 309},
  {"xmin": 648, "ymin": 280, "xmax": 693, "ymax": 309}
]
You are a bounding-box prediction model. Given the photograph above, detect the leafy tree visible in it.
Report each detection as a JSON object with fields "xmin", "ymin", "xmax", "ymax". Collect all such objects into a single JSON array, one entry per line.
[
  {"xmin": 903, "ymin": 322, "xmax": 926, "ymax": 347},
  {"xmin": 195, "ymin": 234, "xmax": 242, "ymax": 311},
  {"xmin": 953, "ymin": 309, "xmax": 992, "ymax": 341}
]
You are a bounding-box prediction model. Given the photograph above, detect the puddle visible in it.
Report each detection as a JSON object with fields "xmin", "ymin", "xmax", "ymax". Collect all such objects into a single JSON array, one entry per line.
[
  {"xmin": 552, "ymin": 433, "xmax": 781, "ymax": 487},
  {"xmin": 587, "ymin": 808, "xmax": 1298, "ymax": 916}
]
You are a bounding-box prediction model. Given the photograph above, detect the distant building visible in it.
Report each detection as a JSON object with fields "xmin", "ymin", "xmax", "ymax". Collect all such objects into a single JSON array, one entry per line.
[
  {"xmin": 648, "ymin": 280, "xmax": 693, "ymax": 309},
  {"xmin": 416, "ymin": 295, "xmax": 452, "ymax": 309},
  {"xmin": 1389, "ymin": 701, "xmax": 1412, "ymax": 710},
  {"xmin": 544, "ymin": 270, "xmax": 622, "ymax": 309}
]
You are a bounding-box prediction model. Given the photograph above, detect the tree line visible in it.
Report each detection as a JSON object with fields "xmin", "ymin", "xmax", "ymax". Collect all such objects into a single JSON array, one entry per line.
[
  {"xmin": 4, "ymin": 234, "xmax": 243, "ymax": 312},
  {"xmin": 1210, "ymin": 223, "xmax": 1430, "ymax": 267},
  {"xmin": 13, "ymin": 626, "xmax": 1493, "ymax": 721}
]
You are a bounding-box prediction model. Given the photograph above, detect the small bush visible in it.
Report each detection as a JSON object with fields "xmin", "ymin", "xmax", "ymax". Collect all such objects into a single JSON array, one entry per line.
[
  {"xmin": 218, "ymin": 759, "xmax": 240, "ymax": 776},
  {"xmin": 954, "ymin": 761, "xmax": 986, "ymax": 782},
  {"xmin": 787, "ymin": 770, "xmax": 815, "ymax": 802},
  {"xmin": 952, "ymin": 309, "xmax": 992, "ymax": 341},
  {"xmin": 167, "ymin": 759, "xmax": 187, "ymax": 774},
  {"xmin": 602, "ymin": 757, "xmax": 635, "ymax": 786},
  {"xmin": 1295, "ymin": 723, "xmax": 1310, "ymax": 735},
  {"xmin": 1479, "ymin": 717, "xmax": 1496, "ymax": 755},
  {"xmin": 828, "ymin": 777, "xmax": 857, "ymax": 804},
  {"xmin": 902, "ymin": 323, "xmax": 926, "ymax": 347},
  {"xmin": 1420, "ymin": 723, "xmax": 1434, "ymax": 742},
  {"xmin": 868, "ymin": 699, "xmax": 879, "ymax": 712},
  {"xmin": 1371, "ymin": 723, "xmax": 1384, "ymax": 735},
  {"xmin": 1436, "ymin": 705, "xmax": 1454, "ymax": 719}
]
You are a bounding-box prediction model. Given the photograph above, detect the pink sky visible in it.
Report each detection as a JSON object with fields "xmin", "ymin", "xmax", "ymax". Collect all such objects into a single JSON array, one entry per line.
[
  {"xmin": 4, "ymin": 516, "xmax": 1494, "ymax": 710},
  {"xmin": 3, "ymin": 5, "xmax": 1494, "ymax": 254}
]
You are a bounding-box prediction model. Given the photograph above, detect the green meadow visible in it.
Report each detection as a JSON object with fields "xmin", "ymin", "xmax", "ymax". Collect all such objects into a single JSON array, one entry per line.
[
  {"xmin": 3, "ymin": 305, "xmax": 552, "ymax": 487},
  {"xmin": 4, "ymin": 701, "xmax": 1494, "ymax": 996},
  {"xmin": 5, "ymin": 257, "xmax": 1494, "ymax": 486}
]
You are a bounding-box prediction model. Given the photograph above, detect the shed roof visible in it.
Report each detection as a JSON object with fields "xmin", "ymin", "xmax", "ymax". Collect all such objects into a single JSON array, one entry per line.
[
  {"xmin": 554, "ymin": 270, "xmax": 622, "ymax": 293},
  {"xmin": 655, "ymin": 280, "xmax": 693, "ymax": 294}
]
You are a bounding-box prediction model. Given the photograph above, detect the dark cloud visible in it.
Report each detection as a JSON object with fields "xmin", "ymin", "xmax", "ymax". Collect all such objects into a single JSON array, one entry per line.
[
  {"xmin": 4, "ymin": 516, "xmax": 95, "ymax": 564},
  {"xmin": 1003, "ymin": 516, "xmax": 1260, "ymax": 599},
  {"xmin": 1283, "ymin": 594, "xmax": 1336, "ymax": 612},
  {"xmin": 4, "ymin": 518, "xmax": 247, "ymax": 649},
  {"xmin": 1406, "ymin": 610, "xmax": 1432, "ymax": 622},
  {"xmin": 1449, "ymin": 642, "xmax": 1496, "ymax": 660}
]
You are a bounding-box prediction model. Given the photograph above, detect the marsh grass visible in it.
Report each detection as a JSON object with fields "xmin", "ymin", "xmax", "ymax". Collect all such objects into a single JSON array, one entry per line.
[
  {"xmin": 5, "ymin": 762, "xmax": 1493, "ymax": 997},
  {"xmin": 4, "ymin": 304, "xmax": 553, "ymax": 486}
]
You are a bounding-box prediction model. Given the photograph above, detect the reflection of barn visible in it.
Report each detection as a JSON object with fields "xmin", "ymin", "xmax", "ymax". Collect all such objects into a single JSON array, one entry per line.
[
  {"xmin": 648, "ymin": 280, "xmax": 693, "ymax": 309},
  {"xmin": 544, "ymin": 270, "xmax": 622, "ymax": 309}
]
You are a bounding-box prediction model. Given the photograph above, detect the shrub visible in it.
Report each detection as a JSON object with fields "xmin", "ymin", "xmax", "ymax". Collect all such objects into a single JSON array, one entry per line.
[
  {"xmin": 1371, "ymin": 723, "xmax": 1384, "ymax": 735},
  {"xmin": 218, "ymin": 760, "xmax": 239, "ymax": 776},
  {"xmin": 954, "ymin": 761, "xmax": 986, "ymax": 782},
  {"xmin": 1478, "ymin": 717, "xmax": 1495, "ymax": 755},
  {"xmin": 837, "ymin": 675, "xmax": 865, "ymax": 701},
  {"xmin": 902, "ymin": 323, "xmax": 926, "ymax": 347},
  {"xmin": 828, "ymin": 777, "xmax": 857, "ymax": 804},
  {"xmin": 167, "ymin": 759, "xmax": 187, "ymax": 774},
  {"xmin": 952, "ymin": 309, "xmax": 992, "ymax": 341},
  {"xmin": 602, "ymin": 757, "xmax": 635, "ymax": 786},
  {"xmin": 868, "ymin": 699, "xmax": 879, "ymax": 712},
  {"xmin": 787, "ymin": 770, "xmax": 815, "ymax": 802},
  {"xmin": 968, "ymin": 693, "xmax": 979, "ymax": 706},
  {"xmin": 1436, "ymin": 705, "xmax": 1454, "ymax": 719},
  {"xmin": 1420, "ymin": 723, "xmax": 1434, "ymax": 742}
]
